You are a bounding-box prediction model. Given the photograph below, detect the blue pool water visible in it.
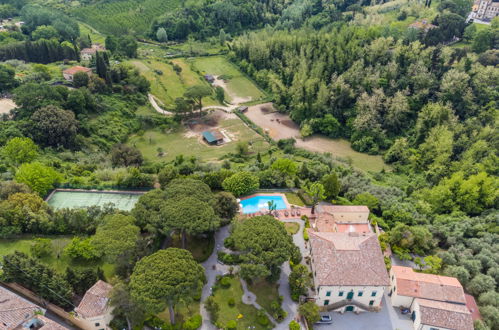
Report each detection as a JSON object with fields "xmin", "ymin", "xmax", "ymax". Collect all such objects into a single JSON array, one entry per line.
[{"xmin": 240, "ymin": 195, "xmax": 287, "ymax": 214}]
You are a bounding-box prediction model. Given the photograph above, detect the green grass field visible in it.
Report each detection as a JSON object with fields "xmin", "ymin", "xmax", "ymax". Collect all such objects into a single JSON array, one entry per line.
[
  {"xmin": 212, "ymin": 276, "xmax": 271, "ymax": 329},
  {"xmin": 284, "ymin": 192, "xmax": 305, "ymax": 207},
  {"xmin": 192, "ymin": 57, "xmax": 266, "ymax": 103},
  {"xmin": 0, "ymin": 237, "xmax": 115, "ymax": 279},
  {"xmin": 128, "ymin": 114, "xmax": 269, "ymax": 162},
  {"xmin": 284, "ymin": 222, "xmax": 300, "ymax": 235},
  {"xmin": 247, "ymin": 279, "xmax": 280, "ymax": 315},
  {"xmin": 73, "ymin": 0, "xmax": 181, "ymax": 36},
  {"xmin": 128, "ymin": 59, "xmax": 219, "ymax": 107},
  {"xmin": 78, "ymin": 22, "xmax": 106, "ymax": 44}
]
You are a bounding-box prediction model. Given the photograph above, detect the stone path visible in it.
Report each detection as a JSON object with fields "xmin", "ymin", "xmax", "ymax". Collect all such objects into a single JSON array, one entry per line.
[{"xmin": 239, "ymin": 278, "xmax": 277, "ymax": 326}]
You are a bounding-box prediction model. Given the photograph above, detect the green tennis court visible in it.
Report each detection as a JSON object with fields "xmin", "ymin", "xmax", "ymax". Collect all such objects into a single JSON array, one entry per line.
[{"xmin": 47, "ymin": 190, "xmax": 143, "ymax": 211}]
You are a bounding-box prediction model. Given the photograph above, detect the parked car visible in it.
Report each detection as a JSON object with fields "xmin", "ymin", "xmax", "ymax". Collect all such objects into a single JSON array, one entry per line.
[{"xmin": 316, "ymin": 314, "xmax": 333, "ymax": 324}]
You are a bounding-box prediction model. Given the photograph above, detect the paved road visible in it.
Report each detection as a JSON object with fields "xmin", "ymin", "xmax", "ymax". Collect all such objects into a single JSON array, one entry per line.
[
  {"xmin": 200, "ymin": 225, "xmax": 231, "ymax": 330},
  {"xmin": 275, "ymin": 219, "xmax": 307, "ymax": 330}
]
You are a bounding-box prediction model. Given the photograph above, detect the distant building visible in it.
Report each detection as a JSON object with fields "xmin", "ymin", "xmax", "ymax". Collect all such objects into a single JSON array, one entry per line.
[
  {"xmin": 74, "ymin": 280, "xmax": 114, "ymax": 330},
  {"xmin": 204, "ymin": 74, "xmax": 215, "ymax": 83},
  {"xmin": 309, "ymin": 231, "xmax": 390, "ymax": 313},
  {"xmin": 80, "ymin": 44, "xmax": 106, "ymax": 61},
  {"xmin": 389, "ymin": 266, "xmax": 474, "ymax": 330},
  {"xmin": 202, "ymin": 129, "xmax": 224, "ymax": 145},
  {"xmin": 471, "ymin": 0, "xmax": 499, "ymax": 20},
  {"xmin": 0, "ymin": 285, "xmax": 69, "ymax": 329},
  {"xmin": 409, "ymin": 19, "xmax": 437, "ymax": 32},
  {"xmin": 62, "ymin": 66, "xmax": 92, "ymax": 81}
]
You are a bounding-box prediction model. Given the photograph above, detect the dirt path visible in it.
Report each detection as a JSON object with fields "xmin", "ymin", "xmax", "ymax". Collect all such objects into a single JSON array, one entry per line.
[{"xmin": 0, "ymin": 98, "xmax": 16, "ymax": 115}]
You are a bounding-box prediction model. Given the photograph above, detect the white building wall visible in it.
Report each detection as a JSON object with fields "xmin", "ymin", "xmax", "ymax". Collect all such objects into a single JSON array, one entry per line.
[
  {"xmin": 389, "ymin": 268, "xmax": 415, "ymax": 307},
  {"xmin": 316, "ymin": 285, "xmax": 386, "ymax": 311},
  {"xmin": 76, "ymin": 306, "xmax": 114, "ymax": 330}
]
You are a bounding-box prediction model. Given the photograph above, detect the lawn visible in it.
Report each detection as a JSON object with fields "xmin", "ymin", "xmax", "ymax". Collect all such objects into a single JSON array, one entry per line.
[
  {"xmin": 0, "ymin": 237, "xmax": 115, "ymax": 279},
  {"xmin": 169, "ymin": 233, "xmax": 215, "ymax": 262},
  {"xmin": 212, "ymin": 276, "xmax": 272, "ymax": 329},
  {"xmin": 285, "ymin": 192, "xmax": 305, "ymax": 207},
  {"xmin": 192, "ymin": 56, "xmax": 266, "ymax": 103},
  {"xmin": 247, "ymin": 279, "xmax": 280, "ymax": 315},
  {"xmin": 127, "ymin": 114, "xmax": 269, "ymax": 162},
  {"xmin": 284, "ymin": 222, "xmax": 300, "ymax": 235},
  {"xmin": 158, "ymin": 300, "xmax": 201, "ymax": 325},
  {"xmin": 128, "ymin": 59, "xmax": 219, "ymax": 107},
  {"xmin": 78, "ymin": 22, "xmax": 106, "ymax": 44}
]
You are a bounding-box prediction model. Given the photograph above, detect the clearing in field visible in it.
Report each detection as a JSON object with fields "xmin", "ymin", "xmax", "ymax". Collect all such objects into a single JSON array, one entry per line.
[
  {"xmin": 245, "ymin": 103, "xmax": 389, "ymax": 172},
  {"xmin": 128, "ymin": 59, "xmax": 219, "ymax": 108},
  {"xmin": 192, "ymin": 56, "xmax": 266, "ymax": 104},
  {"xmin": 128, "ymin": 110, "xmax": 269, "ymax": 162},
  {"xmin": 0, "ymin": 98, "xmax": 16, "ymax": 115}
]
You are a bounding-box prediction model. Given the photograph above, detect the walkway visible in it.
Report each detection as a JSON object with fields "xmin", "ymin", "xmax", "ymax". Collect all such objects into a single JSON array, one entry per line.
[
  {"xmin": 200, "ymin": 225, "xmax": 231, "ymax": 330},
  {"xmin": 275, "ymin": 219, "xmax": 307, "ymax": 330}
]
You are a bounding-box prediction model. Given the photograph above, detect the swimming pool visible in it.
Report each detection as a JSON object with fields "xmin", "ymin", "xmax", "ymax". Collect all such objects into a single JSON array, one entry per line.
[{"xmin": 240, "ymin": 194, "xmax": 288, "ymax": 214}]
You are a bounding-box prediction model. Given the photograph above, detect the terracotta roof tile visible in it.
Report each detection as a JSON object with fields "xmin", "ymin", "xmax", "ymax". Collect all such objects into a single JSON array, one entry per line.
[
  {"xmin": 336, "ymin": 223, "xmax": 371, "ymax": 233},
  {"xmin": 309, "ymin": 231, "xmax": 389, "ymax": 287},
  {"xmin": 392, "ymin": 266, "xmax": 466, "ymax": 304},
  {"xmin": 465, "ymin": 294, "xmax": 481, "ymax": 321},
  {"xmin": 321, "ymin": 205, "xmax": 370, "ymax": 213},
  {"xmin": 0, "ymin": 286, "xmax": 43, "ymax": 329},
  {"xmin": 75, "ymin": 280, "xmax": 113, "ymax": 318},
  {"xmin": 417, "ymin": 298, "xmax": 474, "ymax": 330}
]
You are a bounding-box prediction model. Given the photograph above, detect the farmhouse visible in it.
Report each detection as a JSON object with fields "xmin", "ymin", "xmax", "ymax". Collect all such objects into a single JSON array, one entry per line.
[
  {"xmin": 312, "ymin": 204, "xmax": 371, "ymax": 233},
  {"xmin": 0, "ymin": 285, "xmax": 69, "ymax": 329},
  {"xmin": 74, "ymin": 280, "xmax": 114, "ymax": 330},
  {"xmin": 308, "ymin": 230, "xmax": 390, "ymax": 313},
  {"xmin": 389, "ymin": 266, "xmax": 474, "ymax": 330},
  {"xmin": 471, "ymin": 0, "xmax": 499, "ymax": 20},
  {"xmin": 202, "ymin": 129, "xmax": 224, "ymax": 145},
  {"xmin": 63, "ymin": 66, "xmax": 92, "ymax": 81},
  {"xmin": 80, "ymin": 44, "xmax": 107, "ymax": 61}
]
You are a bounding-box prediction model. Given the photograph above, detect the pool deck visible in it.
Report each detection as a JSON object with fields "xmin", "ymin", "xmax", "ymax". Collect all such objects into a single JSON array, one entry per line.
[{"xmin": 239, "ymin": 192, "xmax": 313, "ymax": 220}]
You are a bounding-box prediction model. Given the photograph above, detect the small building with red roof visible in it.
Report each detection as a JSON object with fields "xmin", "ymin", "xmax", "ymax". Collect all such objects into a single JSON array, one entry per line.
[{"xmin": 62, "ymin": 66, "xmax": 92, "ymax": 81}]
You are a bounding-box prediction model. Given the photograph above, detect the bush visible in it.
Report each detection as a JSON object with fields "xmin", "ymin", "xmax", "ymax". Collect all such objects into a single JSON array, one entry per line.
[
  {"xmin": 257, "ymin": 310, "xmax": 270, "ymax": 326},
  {"xmin": 228, "ymin": 297, "xmax": 235, "ymax": 307},
  {"xmin": 226, "ymin": 320, "xmax": 237, "ymax": 330},
  {"xmin": 220, "ymin": 276, "xmax": 232, "ymax": 288},
  {"xmin": 205, "ymin": 296, "xmax": 220, "ymax": 323},
  {"xmin": 183, "ymin": 314, "xmax": 202, "ymax": 330},
  {"xmin": 303, "ymin": 228, "xmax": 309, "ymax": 241},
  {"xmin": 30, "ymin": 238, "xmax": 52, "ymax": 258},
  {"xmin": 289, "ymin": 320, "xmax": 300, "ymax": 330}
]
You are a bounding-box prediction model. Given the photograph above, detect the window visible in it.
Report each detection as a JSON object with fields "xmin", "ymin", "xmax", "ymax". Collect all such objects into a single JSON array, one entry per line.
[
  {"xmin": 95, "ymin": 324, "xmax": 100, "ymax": 327},
  {"xmin": 326, "ymin": 291, "xmax": 331, "ymax": 297},
  {"xmin": 371, "ymin": 291, "xmax": 377, "ymax": 297},
  {"xmin": 369, "ymin": 300, "xmax": 374, "ymax": 306},
  {"xmin": 358, "ymin": 291, "xmax": 363, "ymax": 297},
  {"xmin": 339, "ymin": 291, "xmax": 344, "ymax": 297},
  {"xmin": 324, "ymin": 300, "xmax": 329, "ymax": 306}
]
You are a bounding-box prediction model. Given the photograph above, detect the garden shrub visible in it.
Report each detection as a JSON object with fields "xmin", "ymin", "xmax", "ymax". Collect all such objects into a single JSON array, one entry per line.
[
  {"xmin": 289, "ymin": 320, "xmax": 300, "ymax": 330},
  {"xmin": 303, "ymin": 228, "xmax": 309, "ymax": 241},
  {"xmin": 183, "ymin": 314, "xmax": 202, "ymax": 330},
  {"xmin": 226, "ymin": 320, "xmax": 237, "ymax": 330},
  {"xmin": 228, "ymin": 297, "xmax": 235, "ymax": 307},
  {"xmin": 257, "ymin": 310, "xmax": 270, "ymax": 326},
  {"xmin": 220, "ymin": 276, "xmax": 231, "ymax": 288}
]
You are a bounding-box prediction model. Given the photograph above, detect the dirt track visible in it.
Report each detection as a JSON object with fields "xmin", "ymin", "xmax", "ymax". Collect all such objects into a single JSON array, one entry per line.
[{"xmin": 0, "ymin": 98, "xmax": 16, "ymax": 115}]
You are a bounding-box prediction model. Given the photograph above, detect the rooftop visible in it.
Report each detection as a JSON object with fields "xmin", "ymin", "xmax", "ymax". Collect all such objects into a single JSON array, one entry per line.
[
  {"xmin": 0, "ymin": 286, "xmax": 43, "ymax": 329},
  {"xmin": 202, "ymin": 130, "xmax": 224, "ymax": 143},
  {"xmin": 392, "ymin": 266, "xmax": 466, "ymax": 304},
  {"xmin": 336, "ymin": 223, "xmax": 371, "ymax": 233},
  {"xmin": 36, "ymin": 315, "xmax": 70, "ymax": 330},
  {"xmin": 75, "ymin": 280, "xmax": 113, "ymax": 318},
  {"xmin": 62, "ymin": 66, "xmax": 92, "ymax": 75},
  {"xmin": 417, "ymin": 298, "xmax": 473, "ymax": 330},
  {"xmin": 309, "ymin": 231, "xmax": 389, "ymax": 287},
  {"xmin": 320, "ymin": 205, "xmax": 370, "ymax": 213}
]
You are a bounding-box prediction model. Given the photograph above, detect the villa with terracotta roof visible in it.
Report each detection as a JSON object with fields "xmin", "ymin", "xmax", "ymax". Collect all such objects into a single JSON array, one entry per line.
[
  {"xmin": 0, "ymin": 285, "xmax": 69, "ymax": 330},
  {"xmin": 389, "ymin": 266, "xmax": 474, "ymax": 330},
  {"xmin": 74, "ymin": 280, "xmax": 114, "ymax": 330},
  {"xmin": 62, "ymin": 66, "xmax": 92, "ymax": 82},
  {"xmin": 312, "ymin": 204, "xmax": 372, "ymax": 233},
  {"xmin": 308, "ymin": 230, "xmax": 390, "ymax": 313},
  {"xmin": 80, "ymin": 44, "xmax": 106, "ymax": 61}
]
